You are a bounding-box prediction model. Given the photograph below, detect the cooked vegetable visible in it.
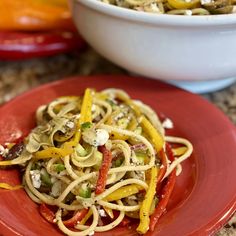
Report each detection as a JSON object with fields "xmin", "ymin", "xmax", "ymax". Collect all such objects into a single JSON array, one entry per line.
[
  {"xmin": 101, "ymin": 0, "xmax": 235, "ymax": 15},
  {"xmin": 95, "ymin": 145, "xmax": 113, "ymax": 195}
]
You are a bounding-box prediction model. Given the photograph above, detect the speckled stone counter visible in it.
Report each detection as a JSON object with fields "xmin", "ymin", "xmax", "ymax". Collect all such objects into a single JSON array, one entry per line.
[{"xmin": 0, "ymin": 48, "xmax": 235, "ymax": 235}]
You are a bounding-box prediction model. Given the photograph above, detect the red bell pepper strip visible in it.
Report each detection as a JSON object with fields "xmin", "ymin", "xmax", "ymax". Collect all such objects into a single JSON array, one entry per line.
[
  {"xmin": 62, "ymin": 208, "xmax": 89, "ymax": 227},
  {"xmin": 39, "ymin": 204, "xmax": 56, "ymax": 224},
  {"xmin": 95, "ymin": 145, "xmax": 113, "ymax": 195},
  {"xmin": 156, "ymin": 148, "xmax": 168, "ymax": 190},
  {"xmin": 112, "ymin": 210, "xmax": 131, "ymax": 227},
  {"xmin": 39, "ymin": 204, "xmax": 88, "ymax": 227},
  {"xmin": 119, "ymin": 216, "xmax": 131, "ymax": 227},
  {"xmin": 0, "ymin": 31, "xmax": 86, "ymax": 60},
  {"xmin": 165, "ymin": 142, "xmax": 175, "ymax": 163},
  {"xmin": 149, "ymin": 143, "xmax": 176, "ymax": 231}
]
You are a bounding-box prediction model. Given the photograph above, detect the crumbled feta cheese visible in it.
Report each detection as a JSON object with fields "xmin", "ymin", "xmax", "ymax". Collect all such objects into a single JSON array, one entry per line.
[
  {"xmin": 162, "ymin": 118, "xmax": 174, "ymax": 129},
  {"xmin": 115, "ymin": 112, "xmax": 125, "ymax": 120},
  {"xmin": 0, "ymin": 144, "xmax": 9, "ymax": 156},
  {"xmin": 66, "ymin": 121, "xmax": 74, "ymax": 129},
  {"xmin": 98, "ymin": 209, "xmax": 106, "ymax": 217},
  {"xmin": 82, "ymin": 129, "xmax": 109, "ymax": 147},
  {"xmin": 92, "ymin": 104, "xmax": 97, "ymax": 112},
  {"xmin": 81, "ymin": 182, "xmax": 89, "ymax": 191},
  {"xmin": 126, "ymin": 196, "xmax": 138, "ymax": 206},
  {"xmin": 51, "ymin": 180, "xmax": 62, "ymax": 197},
  {"xmin": 51, "ymin": 176, "xmax": 57, "ymax": 184},
  {"xmin": 233, "ymin": 6, "xmax": 236, "ymax": 13},
  {"xmin": 150, "ymin": 3, "xmax": 161, "ymax": 13},
  {"xmin": 0, "ymin": 145, "xmax": 5, "ymax": 155},
  {"xmin": 30, "ymin": 170, "xmax": 41, "ymax": 188},
  {"xmin": 185, "ymin": 10, "xmax": 192, "ymax": 16},
  {"xmin": 200, "ymin": 0, "xmax": 212, "ymax": 4}
]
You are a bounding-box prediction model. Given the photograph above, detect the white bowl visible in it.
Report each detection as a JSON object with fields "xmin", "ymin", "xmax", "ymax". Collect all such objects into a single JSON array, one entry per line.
[{"xmin": 69, "ymin": 0, "xmax": 236, "ymax": 93}]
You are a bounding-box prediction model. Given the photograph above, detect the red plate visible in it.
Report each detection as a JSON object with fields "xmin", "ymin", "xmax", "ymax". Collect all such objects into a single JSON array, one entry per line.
[
  {"xmin": 0, "ymin": 31, "xmax": 86, "ymax": 60},
  {"xmin": 0, "ymin": 75, "xmax": 235, "ymax": 236}
]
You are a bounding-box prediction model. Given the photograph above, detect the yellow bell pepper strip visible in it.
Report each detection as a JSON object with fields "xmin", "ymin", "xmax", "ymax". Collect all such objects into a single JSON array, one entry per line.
[
  {"xmin": 136, "ymin": 166, "xmax": 158, "ymax": 234},
  {"xmin": 0, "ymin": 160, "xmax": 15, "ymax": 166},
  {"xmin": 79, "ymin": 88, "xmax": 93, "ymax": 125},
  {"xmin": 64, "ymin": 88, "xmax": 93, "ymax": 147},
  {"xmin": 103, "ymin": 206, "xmax": 114, "ymax": 219},
  {"xmin": 34, "ymin": 146, "xmax": 72, "ymax": 159},
  {"xmin": 34, "ymin": 89, "xmax": 93, "ymax": 160},
  {"xmin": 104, "ymin": 184, "xmax": 144, "ymax": 202},
  {"xmin": 109, "ymin": 131, "xmax": 129, "ymax": 141},
  {"xmin": 125, "ymin": 99, "xmax": 142, "ymax": 117},
  {"xmin": 0, "ymin": 183, "xmax": 22, "ymax": 190},
  {"xmin": 140, "ymin": 116, "xmax": 164, "ymax": 153},
  {"xmin": 167, "ymin": 0, "xmax": 200, "ymax": 9},
  {"xmin": 0, "ymin": 0, "xmax": 75, "ymax": 31},
  {"xmin": 173, "ymin": 146, "xmax": 187, "ymax": 156}
]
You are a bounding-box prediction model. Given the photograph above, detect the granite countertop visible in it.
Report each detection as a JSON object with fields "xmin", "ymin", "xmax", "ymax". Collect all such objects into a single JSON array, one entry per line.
[{"xmin": 0, "ymin": 48, "xmax": 235, "ymax": 235}]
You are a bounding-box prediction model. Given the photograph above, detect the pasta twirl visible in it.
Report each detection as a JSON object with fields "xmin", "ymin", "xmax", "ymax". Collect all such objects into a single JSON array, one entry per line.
[{"xmin": 0, "ymin": 88, "xmax": 193, "ymax": 235}]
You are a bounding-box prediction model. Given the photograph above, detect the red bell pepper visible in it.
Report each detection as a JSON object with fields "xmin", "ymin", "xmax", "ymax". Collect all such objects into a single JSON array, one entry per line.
[
  {"xmin": 62, "ymin": 208, "xmax": 89, "ymax": 227},
  {"xmin": 149, "ymin": 143, "xmax": 176, "ymax": 231},
  {"xmin": 95, "ymin": 145, "xmax": 113, "ymax": 195},
  {"xmin": 156, "ymin": 148, "xmax": 168, "ymax": 189},
  {"xmin": 119, "ymin": 216, "xmax": 131, "ymax": 227},
  {"xmin": 0, "ymin": 31, "xmax": 86, "ymax": 60},
  {"xmin": 39, "ymin": 203, "xmax": 56, "ymax": 224},
  {"xmin": 39, "ymin": 204, "xmax": 88, "ymax": 227},
  {"xmin": 112, "ymin": 210, "xmax": 131, "ymax": 227}
]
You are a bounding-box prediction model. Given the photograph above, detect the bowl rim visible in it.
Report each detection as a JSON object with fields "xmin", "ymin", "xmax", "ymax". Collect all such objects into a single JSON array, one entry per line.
[{"xmin": 74, "ymin": 0, "xmax": 236, "ymax": 26}]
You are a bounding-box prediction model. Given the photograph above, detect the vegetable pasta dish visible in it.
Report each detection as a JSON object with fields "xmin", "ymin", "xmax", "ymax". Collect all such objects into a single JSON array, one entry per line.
[
  {"xmin": 101, "ymin": 0, "xmax": 236, "ymax": 15},
  {"xmin": 0, "ymin": 88, "xmax": 193, "ymax": 235}
]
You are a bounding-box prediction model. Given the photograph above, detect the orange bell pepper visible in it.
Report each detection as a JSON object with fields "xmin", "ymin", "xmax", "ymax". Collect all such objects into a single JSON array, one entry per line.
[{"xmin": 0, "ymin": 0, "xmax": 75, "ymax": 31}]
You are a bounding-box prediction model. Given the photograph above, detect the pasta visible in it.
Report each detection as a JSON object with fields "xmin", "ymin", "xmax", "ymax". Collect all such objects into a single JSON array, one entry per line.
[
  {"xmin": 101, "ymin": 0, "xmax": 236, "ymax": 15},
  {"xmin": 0, "ymin": 88, "xmax": 193, "ymax": 235}
]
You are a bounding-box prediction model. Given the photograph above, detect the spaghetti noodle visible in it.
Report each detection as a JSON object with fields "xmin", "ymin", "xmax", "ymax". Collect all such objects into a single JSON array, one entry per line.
[{"xmin": 0, "ymin": 88, "xmax": 193, "ymax": 235}]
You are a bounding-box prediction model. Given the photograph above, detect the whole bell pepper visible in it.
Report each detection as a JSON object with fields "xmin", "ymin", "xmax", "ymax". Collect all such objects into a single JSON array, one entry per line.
[
  {"xmin": 0, "ymin": 31, "xmax": 86, "ymax": 60},
  {"xmin": 0, "ymin": 0, "xmax": 75, "ymax": 31}
]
